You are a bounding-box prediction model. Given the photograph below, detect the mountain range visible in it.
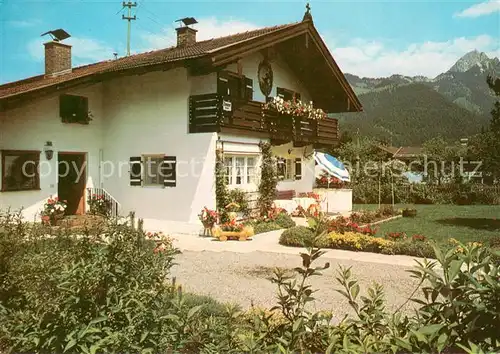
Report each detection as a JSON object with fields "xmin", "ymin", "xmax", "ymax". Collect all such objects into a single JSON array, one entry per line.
[{"xmin": 339, "ymin": 50, "xmax": 500, "ymax": 145}]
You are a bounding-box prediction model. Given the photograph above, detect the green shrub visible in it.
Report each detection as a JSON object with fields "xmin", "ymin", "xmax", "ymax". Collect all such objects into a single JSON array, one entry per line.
[
  {"xmin": 183, "ymin": 292, "xmax": 235, "ymax": 317},
  {"xmin": 254, "ymin": 221, "xmax": 282, "ymax": 234},
  {"xmin": 2, "ymin": 210, "xmax": 499, "ymax": 353},
  {"xmin": 384, "ymin": 239, "xmax": 435, "ymax": 258},
  {"xmin": 279, "ymin": 226, "xmax": 315, "ymax": 247},
  {"xmin": 274, "ymin": 212, "xmax": 296, "ymax": 229},
  {"xmin": 228, "ymin": 188, "xmax": 251, "ymax": 216}
]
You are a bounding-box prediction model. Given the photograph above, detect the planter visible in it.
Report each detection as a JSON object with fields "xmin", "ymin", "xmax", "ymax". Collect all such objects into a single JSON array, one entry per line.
[
  {"xmin": 201, "ymin": 222, "xmax": 215, "ymax": 237},
  {"xmin": 44, "ymin": 212, "xmax": 65, "ymax": 226},
  {"xmin": 402, "ymin": 209, "xmax": 417, "ymax": 217},
  {"xmin": 212, "ymin": 225, "xmax": 254, "ymax": 241}
]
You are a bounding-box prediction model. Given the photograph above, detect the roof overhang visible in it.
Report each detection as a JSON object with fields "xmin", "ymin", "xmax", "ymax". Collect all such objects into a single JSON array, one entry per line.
[{"xmin": 207, "ymin": 20, "xmax": 362, "ymax": 113}]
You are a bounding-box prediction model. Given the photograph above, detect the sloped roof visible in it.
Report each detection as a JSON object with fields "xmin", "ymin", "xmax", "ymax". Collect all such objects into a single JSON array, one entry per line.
[
  {"xmin": 0, "ymin": 18, "xmax": 362, "ymax": 113},
  {"xmin": 0, "ymin": 23, "xmax": 299, "ymax": 100}
]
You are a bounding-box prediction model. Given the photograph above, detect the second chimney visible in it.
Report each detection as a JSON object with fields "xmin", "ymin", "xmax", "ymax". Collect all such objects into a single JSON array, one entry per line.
[
  {"xmin": 176, "ymin": 26, "xmax": 197, "ymax": 47},
  {"xmin": 44, "ymin": 41, "xmax": 72, "ymax": 76}
]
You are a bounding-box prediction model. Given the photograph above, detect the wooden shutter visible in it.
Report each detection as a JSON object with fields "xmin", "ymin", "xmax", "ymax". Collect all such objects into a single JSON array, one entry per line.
[
  {"xmin": 294, "ymin": 158, "xmax": 302, "ymax": 180},
  {"xmin": 244, "ymin": 77, "xmax": 253, "ymax": 101},
  {"xmin": 277, "ymin": 87, "xmax": 286, "ymax": 99},
  {"xmin": 217, "ymin": 71, "xmax": 230, "ymax": 97},
  {"xmin": 130, "ymin": 157, "xmax": 142, "ymax": 186},
  {"xmin": 162, "ymin": 156, "xmax": 176, "ymax": 187}
]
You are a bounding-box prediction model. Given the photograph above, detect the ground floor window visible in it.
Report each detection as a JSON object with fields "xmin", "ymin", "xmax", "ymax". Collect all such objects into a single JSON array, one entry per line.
[
  {"xmin": 224, "ymin": 155, "xmax": 257, "ymax": 186},
  {"xmin": 1, "ymin": 150, "xmax": 40, "ymax": 192},
  {"xmin": 143, "ymin": 155, "xmax": 164, "ymax": 186},
  {"xmin": 277, "ymin": 157, "xmax": 294, "ymax": 181}
]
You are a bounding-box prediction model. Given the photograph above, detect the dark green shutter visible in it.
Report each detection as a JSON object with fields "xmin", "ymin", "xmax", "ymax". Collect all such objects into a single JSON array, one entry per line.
[
  {"xmin": 294, "ymin": 158, "xmax": 302, "ymax": 180},
  {"xmin": 244, "ymin": 77, "xmax": 253, "ymax": 101},
  {"xmin": 277, "ymin": 87, "xmax": 285, "ymax": 99},
  {"xmin": 162, "ymin": 156, "xmax": 176, "ymax": 187},
  {"xmin": 217, "ymin": 71, "xmax": 230, "ymax": 97},
  {"xmin": 130, "ymin": 157, "xmax": 142, "ymax": 186}
]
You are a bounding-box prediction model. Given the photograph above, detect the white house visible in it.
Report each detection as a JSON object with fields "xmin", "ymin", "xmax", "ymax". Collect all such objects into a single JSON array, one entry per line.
[{"xmin": 0, "ymin": 9, "xmax": 362, "ymax": 232}]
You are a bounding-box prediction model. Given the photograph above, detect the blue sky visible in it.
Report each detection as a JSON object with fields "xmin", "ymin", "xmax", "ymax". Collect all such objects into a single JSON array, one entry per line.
[{"xmin": 1, "ymin": 0, "xmax": 499, "ymax": 84}]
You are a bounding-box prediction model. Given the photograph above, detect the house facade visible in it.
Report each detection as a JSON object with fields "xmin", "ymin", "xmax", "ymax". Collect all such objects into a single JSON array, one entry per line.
[{"xmin": 0, "ymin": 10, "xmax": 361, "ymax": 232}]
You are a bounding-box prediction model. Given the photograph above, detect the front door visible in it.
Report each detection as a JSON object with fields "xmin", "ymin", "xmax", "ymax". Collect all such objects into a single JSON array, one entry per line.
[{"xmin": 58, "ymin": 152, "xmax": 87, "ymax": 215}]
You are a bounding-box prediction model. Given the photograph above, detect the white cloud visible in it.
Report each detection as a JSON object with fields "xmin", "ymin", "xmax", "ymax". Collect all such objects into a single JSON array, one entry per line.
[
  {"xmin": 28, "ymin": 37, "xmax": 116, "ymax": 65},
  {"xmin": 137, "ymin": 17, "xmax": 259, "ymax": 51},
  {"xmin": 24, "ymin": 17, "xmax": 499, "ymax": 79},
  {"xmin": 330, "ymin": 35, "xmax": 500, "ymax": 78},
  {"xmin": 455, "ymin": 0, "xmax": 500, "ymax": 18}
]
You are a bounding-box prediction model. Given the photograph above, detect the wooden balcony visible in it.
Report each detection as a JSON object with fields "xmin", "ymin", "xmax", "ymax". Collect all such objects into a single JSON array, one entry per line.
[{"xmin": 189, "ymin": 93, "xmax": 339, "ymax": 147}]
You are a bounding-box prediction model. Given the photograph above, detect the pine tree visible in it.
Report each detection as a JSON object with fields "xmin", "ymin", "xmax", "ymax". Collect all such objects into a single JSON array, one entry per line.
[{"xmin": 487, "ymin": 75, "xmax": 500, "ymax": 134}]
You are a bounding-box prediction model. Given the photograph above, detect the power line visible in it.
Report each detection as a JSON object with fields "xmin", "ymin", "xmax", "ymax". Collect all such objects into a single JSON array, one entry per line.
[{"xmin": 121, "ymin": 1, "xmax": 137, "ymax": 56}]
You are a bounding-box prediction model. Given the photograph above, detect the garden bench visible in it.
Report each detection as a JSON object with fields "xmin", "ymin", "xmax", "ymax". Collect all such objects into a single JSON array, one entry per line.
[{"xmin": 276, "ymin": 190, "xmax": 296, "ymax": 200}]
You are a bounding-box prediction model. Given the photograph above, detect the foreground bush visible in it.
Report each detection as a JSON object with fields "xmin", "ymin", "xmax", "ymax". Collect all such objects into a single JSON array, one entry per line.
[
  {"xmin": 1, "ymin": 210, "xmax": 499, "ymax": 353},
  {"xmin": 279, "ymin": 226, "xmax": 315, "ymax": 247},
  {"xmin": 253, "ymin": 221, "xmax": 282, "ymax": 234}
]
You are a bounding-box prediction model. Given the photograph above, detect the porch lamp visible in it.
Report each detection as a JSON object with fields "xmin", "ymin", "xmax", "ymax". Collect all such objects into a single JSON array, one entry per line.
[{"xmin": 44, "ymin": 141, "xmax": 54, "ymax": 161}]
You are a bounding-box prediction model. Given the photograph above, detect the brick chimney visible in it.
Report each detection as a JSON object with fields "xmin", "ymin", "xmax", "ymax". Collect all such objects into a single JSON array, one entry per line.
[
  {"xmin": 176, "ymin": 26, "xmax": 197, "ymax": 47},
  {"xmin": 44, "ymin": 41, "xmax": 72, "ymax": 76}
]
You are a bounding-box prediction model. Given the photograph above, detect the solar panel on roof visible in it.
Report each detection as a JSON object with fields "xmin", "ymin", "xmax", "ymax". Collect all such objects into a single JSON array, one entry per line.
[{"xmin": 40, "ymin": 29, "xmax": 71, "ymax": 42}]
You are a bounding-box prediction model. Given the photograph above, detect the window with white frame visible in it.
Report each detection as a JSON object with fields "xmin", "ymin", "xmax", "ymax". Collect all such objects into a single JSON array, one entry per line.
[
  {"xmin": 276, "ymin": 157, "xmax": 302, "ymax": 181},
  {"xmin": 143, "ymin": 155, "xmax": 164, "ymax": 186},
  {"xmin": 224, "ymin": 155, "xmax": 257, "ymax": 186},
  {"xmin": 277, "ymin": 157, "xmax": 294, "ymax": 180}
]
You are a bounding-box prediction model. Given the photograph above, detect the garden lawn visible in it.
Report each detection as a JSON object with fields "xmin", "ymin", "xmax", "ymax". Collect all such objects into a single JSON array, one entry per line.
[{"xmin": 354, "ymin": 204, "xmax": 500, "ymax": 247}]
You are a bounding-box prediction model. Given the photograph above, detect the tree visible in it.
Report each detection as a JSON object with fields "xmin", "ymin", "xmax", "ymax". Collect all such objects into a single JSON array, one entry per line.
[
  {"xmin": 486, "ymin": 75, "xmax": 500, "ymax": 134},
  {"xmin": 420, "ymin": 136, "xmax": 466, "ymax": 185}
]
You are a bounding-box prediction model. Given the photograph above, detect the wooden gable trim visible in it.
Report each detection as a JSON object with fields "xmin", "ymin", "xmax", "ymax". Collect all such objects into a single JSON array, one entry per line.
[
  {"xmin": 210, "ymin": 23, "xmax": 309, "ymax": 66},
  {"xmin": 210, "ymin": 22, "xmax": 362, "ymax": 113},
  {"xmin": 305, "ymin": 24, "xmax": 362, "ymax": 112}
]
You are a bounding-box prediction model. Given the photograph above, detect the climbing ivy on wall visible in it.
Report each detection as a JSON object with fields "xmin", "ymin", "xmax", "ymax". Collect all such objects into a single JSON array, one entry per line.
[
  {"xmin": 215, "ymin": 149, "xmax": 230, "ymax": 223},
  {"xmin": 257, "ymin": 141, "xmax": 278, "ymax": 216}
]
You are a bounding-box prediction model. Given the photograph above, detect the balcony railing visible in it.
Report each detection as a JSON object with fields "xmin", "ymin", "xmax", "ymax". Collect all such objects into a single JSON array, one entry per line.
[{"xmin": 189, "ymin": 94, "xmax": 339, "ymax": 146}]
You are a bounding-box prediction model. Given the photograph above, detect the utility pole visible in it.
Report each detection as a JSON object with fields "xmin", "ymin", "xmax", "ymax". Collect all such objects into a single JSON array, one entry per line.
[{"xmin": 122, "ymin": 1, "xmax": 137, "ymax": 56}]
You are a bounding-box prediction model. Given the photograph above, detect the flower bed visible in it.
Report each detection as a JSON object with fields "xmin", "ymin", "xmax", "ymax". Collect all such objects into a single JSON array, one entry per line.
[{"xmin": 279, "ymin": 226, "xmax": 436, "ymax": 258}]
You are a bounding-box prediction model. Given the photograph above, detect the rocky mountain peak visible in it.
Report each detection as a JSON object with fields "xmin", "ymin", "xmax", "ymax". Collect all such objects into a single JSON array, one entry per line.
[{"xmin": 448, "ymin": 50, "xmax": 491, "ymax": 73}]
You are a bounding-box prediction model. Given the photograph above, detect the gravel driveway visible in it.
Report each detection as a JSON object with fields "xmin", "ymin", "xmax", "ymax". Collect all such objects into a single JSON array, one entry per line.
[{"xmin": 170, "ymin": 250, "xmax": 421, "ymax": 322}]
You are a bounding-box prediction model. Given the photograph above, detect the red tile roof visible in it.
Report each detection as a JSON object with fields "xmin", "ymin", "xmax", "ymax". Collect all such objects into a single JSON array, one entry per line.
[{"xmin": 0, "ymin": 22, "xmax": 299, "ymax": 100}]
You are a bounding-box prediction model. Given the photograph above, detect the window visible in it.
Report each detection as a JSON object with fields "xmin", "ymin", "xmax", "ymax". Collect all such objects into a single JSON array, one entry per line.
[
  {"xmin": 224, "ymin": 155, "xmax": 257, "ymax": 186},
  {"xmin": 218, "ymin": 71, "xmax": 253, "ymax": 101},
  {"xmin": 129, "ymin": 155, "xmax": 177, "ymax": 187},
  {"xmin": 143, "ymin": 155, "xmax": 164, "ymax": 186},
  {"xmin": 277, "ymin": 157, "xmax": 302, "ymax": 181},
  {"xmin": 1, "ymin": 150, "xmax": 40, "ymax": 192},
  {"xmin": 277, "ymin": 87, "xmax": 301, "ymax": 101},
  {"xmin": 277, "ymin": 157, "xmax": 293, "ymax": 180},
  {"xmin": 60, "ymin": 94, "xmax": 90, "ymax": 124}
]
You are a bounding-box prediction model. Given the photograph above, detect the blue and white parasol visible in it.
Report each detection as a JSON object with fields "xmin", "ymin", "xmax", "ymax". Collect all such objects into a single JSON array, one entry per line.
[{"xmin": 314, "ymin": 151, "xmax": 350, "ymax": 182}]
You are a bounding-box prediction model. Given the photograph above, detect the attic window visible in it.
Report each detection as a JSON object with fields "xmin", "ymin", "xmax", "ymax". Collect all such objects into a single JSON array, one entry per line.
[{"xmin": 59, "ymin": 94, "xmax": 91, "ymax": 124}]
